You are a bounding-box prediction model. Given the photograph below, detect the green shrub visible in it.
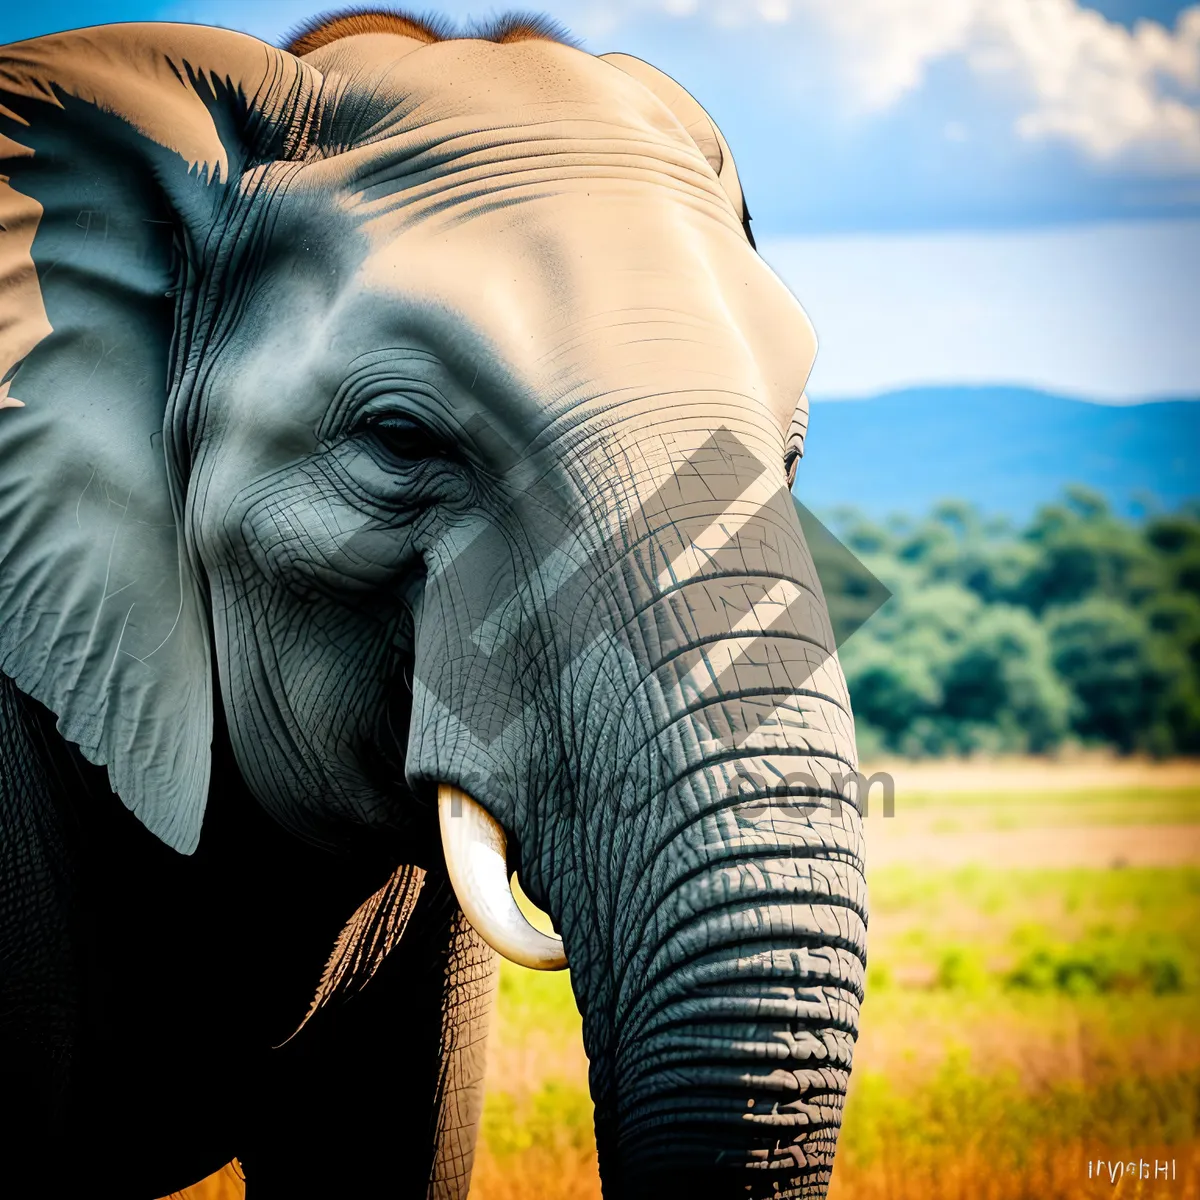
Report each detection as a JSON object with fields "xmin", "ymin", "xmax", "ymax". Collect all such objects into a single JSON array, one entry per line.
[
  {"xmin": 1005, "ymin": 942, "xmax": 1187, "ymax": 995},
  {"xmin": 482, "ymin": 1081, "xmax": 594, "ymax": 1158},
  {"xmin": 825, "ymin": 492, "xmax": 1200, "ymax": 755},
  {"xmin": 933, "ymin": 947, "xmax": 989, "ymax": 992}
]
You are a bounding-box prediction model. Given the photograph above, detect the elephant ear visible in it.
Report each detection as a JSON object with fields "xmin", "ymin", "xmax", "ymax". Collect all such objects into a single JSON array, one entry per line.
[
  {"xmin": 600, "ymin": 51, "xmax": 755, "ymax": 248},
  {"xmin": 0, "ymin": 26, "xmax": 315, "ymax": 852}
]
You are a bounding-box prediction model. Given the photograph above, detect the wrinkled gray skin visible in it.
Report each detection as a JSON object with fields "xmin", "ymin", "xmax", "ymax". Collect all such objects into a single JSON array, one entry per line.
[{"xmin": 0, "ymin": 16, "xmax": 865, "ymax": 1199}]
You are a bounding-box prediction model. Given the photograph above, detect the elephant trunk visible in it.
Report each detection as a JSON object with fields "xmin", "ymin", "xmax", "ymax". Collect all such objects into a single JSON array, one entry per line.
[
  {"xmin": 405, "ymin": 408, "xmax": 865, "ymax": 1195},
  {"xmin": 557, "ymin": 458, "xmax": 866, "ymax": 1197},
  {"xmin": 591, "ymin": 766, "xmax": 867, "ymax": 1199}
]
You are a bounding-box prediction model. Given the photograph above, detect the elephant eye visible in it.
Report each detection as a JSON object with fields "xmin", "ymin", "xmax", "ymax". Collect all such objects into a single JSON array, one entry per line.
[{"xmin": 366, "ymin": 416, "xmax": 451, "ymax": 464}]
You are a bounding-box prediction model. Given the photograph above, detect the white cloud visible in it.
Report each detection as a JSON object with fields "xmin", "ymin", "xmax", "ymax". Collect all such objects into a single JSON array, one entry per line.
[
  {"xmin": 799, "ymin": 0, "xmax": 976, "ymax": 111},
  {"xmin": 756, "ymin": 0, "xmax": 792, "ymax": 22},
  {"xmin": 1000, "ymin": 2, "xmax": 1200, "ymax": 166},
  {"xmin": 644, "ymin": 0, "xmax": 1200, "ymax": 170}
]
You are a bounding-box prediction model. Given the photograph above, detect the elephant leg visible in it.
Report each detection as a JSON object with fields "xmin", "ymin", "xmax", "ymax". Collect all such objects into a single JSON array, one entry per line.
[
  {"xmin": 428, "ymin": 910, "xmax": 499, "ymax": 1199},
  {"xmin": 240, "ymin": 874, "xmax": 498, "ymax": 1200}
]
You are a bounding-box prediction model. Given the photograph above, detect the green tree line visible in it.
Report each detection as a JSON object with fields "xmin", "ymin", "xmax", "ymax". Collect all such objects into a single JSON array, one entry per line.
[{"xmin": 827, "ymin": 488, "xmax": 1200, "ymax": 758}]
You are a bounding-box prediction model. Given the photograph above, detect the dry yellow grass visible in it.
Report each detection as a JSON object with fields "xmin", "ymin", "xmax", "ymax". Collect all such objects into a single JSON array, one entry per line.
[
  {"xmin": 471, "ymin": 1144, "xmax": 602, "ymax": 1200},
  {"xmin": 863, "ymin": 754, "xmax": 1200, "ymax": 794}
]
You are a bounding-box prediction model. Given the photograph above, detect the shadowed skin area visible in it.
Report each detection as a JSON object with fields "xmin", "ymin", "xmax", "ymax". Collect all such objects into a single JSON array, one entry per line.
[{"xmin": 0, "ymin": 14, "xmax": 863, "ymax": 1198}]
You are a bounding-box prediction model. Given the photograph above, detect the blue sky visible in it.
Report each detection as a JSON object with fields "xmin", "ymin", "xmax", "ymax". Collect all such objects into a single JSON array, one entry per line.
[
  {"xmin": 3, "ymin": 1, "xmax": 1199, "ymax": 400},
  {"xmin": 766, "ymin": 217, "xmax": 1200, "ymax": 399}
]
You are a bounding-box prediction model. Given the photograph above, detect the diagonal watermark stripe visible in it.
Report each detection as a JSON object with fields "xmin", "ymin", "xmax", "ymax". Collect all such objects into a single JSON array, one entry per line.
[
  {"xmin": 675, "ymin": 578, "xmax": 804, "ymax": 699},
  {"xmin": 653, "ymin": 465, "xmax": 778, "ymax": 593},
  {"xmin": 415, "ymin": 425, "xmax": 890, "ymax": 751}
]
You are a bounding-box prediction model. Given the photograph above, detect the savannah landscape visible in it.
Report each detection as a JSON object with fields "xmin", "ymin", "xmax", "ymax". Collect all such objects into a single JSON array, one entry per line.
[{"xmin": 173, "ymin": 755, "xmax": 1200, "ymax": 1200}]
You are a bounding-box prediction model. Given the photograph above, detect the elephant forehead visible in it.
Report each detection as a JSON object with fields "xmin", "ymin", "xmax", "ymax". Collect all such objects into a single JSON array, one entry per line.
[
  {"xmin": 309, "ymin": 43, "xmax": 730, "ymax": 219},
  {"xmin": 332, "ymin": 37, "xmax": 691, "ymax": 151},
  {"xmin": 341, "ymin": 196, "xmax": 812, "ymax": 437}
]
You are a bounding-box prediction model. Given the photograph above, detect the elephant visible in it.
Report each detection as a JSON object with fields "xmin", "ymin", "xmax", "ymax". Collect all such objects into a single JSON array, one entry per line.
[{"xmin": 0, "ymin": 8, "xmax": 866, "ymax": 1199}]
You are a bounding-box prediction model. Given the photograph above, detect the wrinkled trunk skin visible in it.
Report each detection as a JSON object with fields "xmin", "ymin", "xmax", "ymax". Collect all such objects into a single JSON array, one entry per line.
[
  {"xmin": 530, "ymin": 462, "xmax": 866, "ymax": 1198},
  {"xmin": 588, "ymin": 723, "xmax": 864, "ymax": 1199},
  {"xmin": 595, "ymin": 759, "xmax": 864, "ymax": 1199}
]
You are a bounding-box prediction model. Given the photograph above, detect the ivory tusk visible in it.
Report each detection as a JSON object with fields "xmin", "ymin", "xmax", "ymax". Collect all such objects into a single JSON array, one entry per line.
[{"xmin": 438, "ymin": 784, "xmax": 568, "ymax": 971}]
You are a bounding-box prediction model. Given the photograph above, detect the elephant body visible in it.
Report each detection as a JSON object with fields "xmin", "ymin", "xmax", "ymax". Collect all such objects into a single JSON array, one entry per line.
[
  {"xmin": 2, "ymin": 672, "xmax": 488, "ymax": 1196},
  {"xmin": 0, "ymin": 10, "xmax": 866, "ymax": 1197}
]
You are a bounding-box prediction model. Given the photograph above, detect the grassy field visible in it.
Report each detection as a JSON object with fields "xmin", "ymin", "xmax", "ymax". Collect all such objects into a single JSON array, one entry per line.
[{"xmin": 171, "ymin": 758, "xmax": 1200, "ymax": 1199}]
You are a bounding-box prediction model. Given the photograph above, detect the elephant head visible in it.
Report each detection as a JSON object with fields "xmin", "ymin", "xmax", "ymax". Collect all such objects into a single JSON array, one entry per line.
[{"xmin": 0, "ymin": 12, "xmax": 864, "ymax": 1197}]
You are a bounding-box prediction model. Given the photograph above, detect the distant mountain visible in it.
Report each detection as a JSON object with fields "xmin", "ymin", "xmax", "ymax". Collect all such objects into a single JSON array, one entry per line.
[{"xmin": 791, "ymin": 386, "xmax": 1200, "ymax": 519}]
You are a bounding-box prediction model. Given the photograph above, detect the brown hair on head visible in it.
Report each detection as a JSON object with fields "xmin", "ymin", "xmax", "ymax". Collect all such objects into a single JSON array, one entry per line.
[
  {"xmin": 473, "ymin": 12, "xmax": 578, "ymax": 44},
  {"xmin": 284, "ymin": 7, "xmax": 576, "ymax": 57},
  {"xmin": 285, "ymin": 9, "xmax": 454, "ymax": 55}
]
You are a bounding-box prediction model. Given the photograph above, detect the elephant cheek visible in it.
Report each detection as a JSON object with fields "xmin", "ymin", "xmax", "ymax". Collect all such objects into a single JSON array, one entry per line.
[{"xmin": 402, "ymin": 531, "xmax": 552, "ymax": 818}]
